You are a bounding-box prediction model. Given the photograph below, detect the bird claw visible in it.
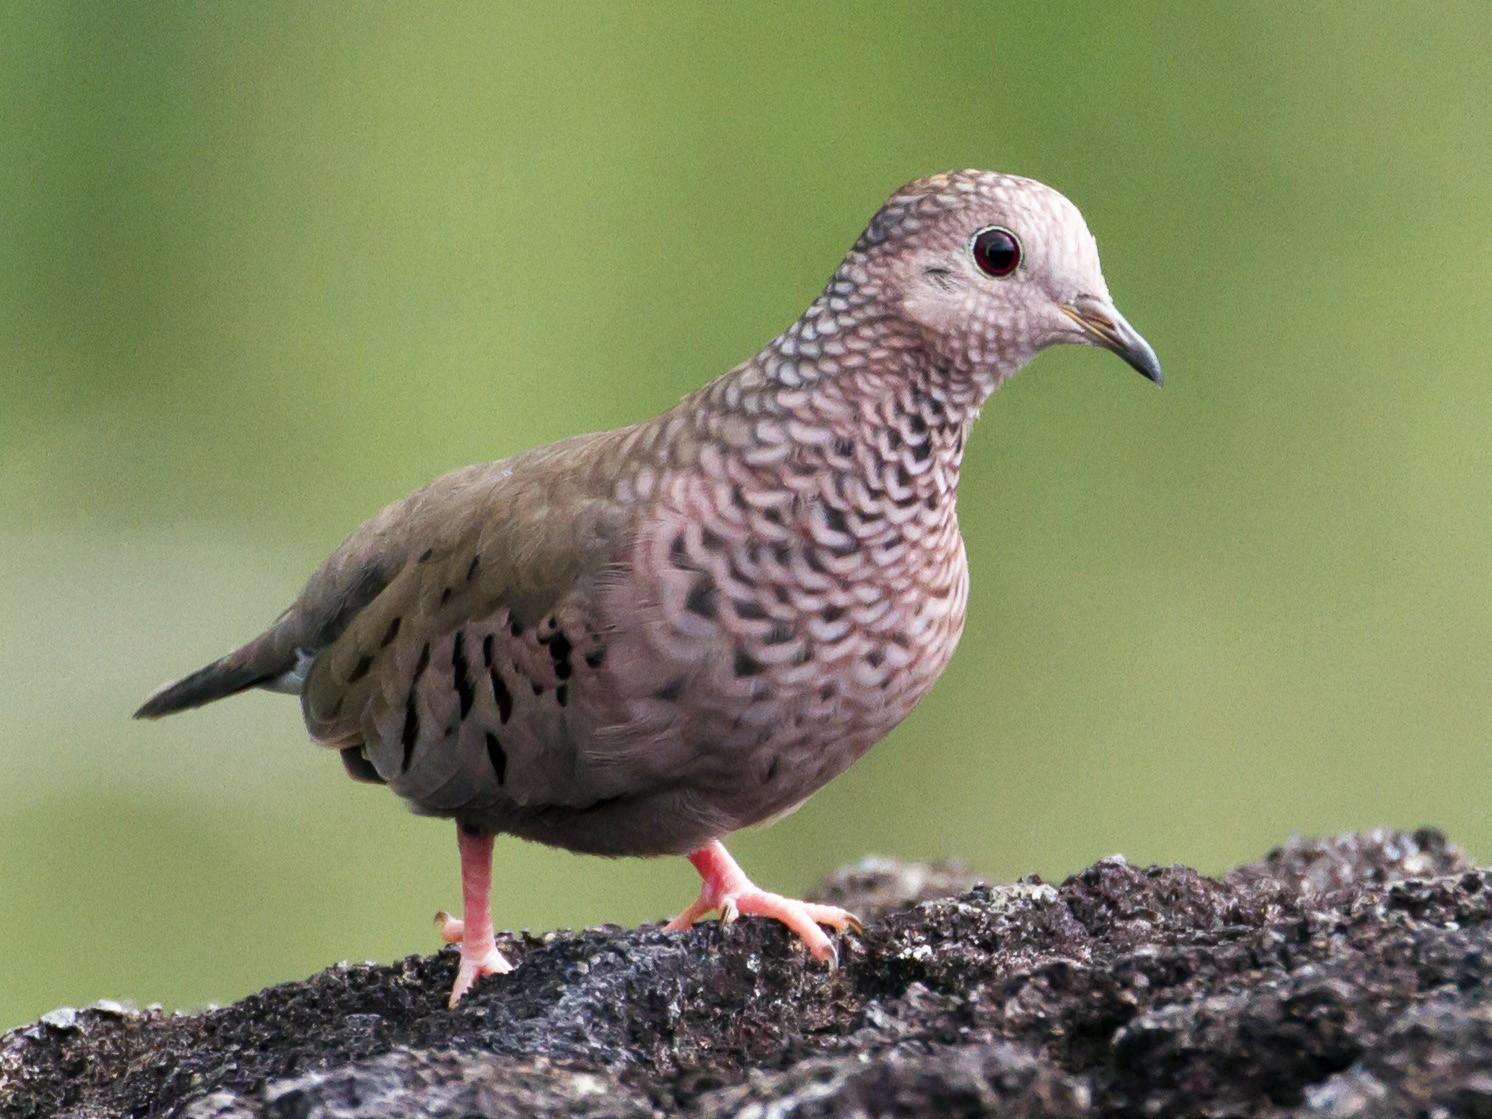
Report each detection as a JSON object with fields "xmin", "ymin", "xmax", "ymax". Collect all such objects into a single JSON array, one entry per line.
[
  {"xmin": 447, "ymin": 942, "xmax": 513, "ymax": 1008},
  {"xmin": 665, "ymin": 843, "xmax": 861, "ymax": 969},
  {"xmin": 718, "ymin": 889, "xmax": 857, "ymax": 965}
]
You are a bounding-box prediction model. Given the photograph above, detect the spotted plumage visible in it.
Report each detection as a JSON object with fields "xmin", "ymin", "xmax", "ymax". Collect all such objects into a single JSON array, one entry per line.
[{"xmin": 136, "ymin": 170, "xmax": 1160, "ymax": 1005}]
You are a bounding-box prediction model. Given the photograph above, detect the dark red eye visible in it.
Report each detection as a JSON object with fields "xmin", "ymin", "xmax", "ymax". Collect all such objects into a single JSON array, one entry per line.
[{"xmin": 971, "ymin": 226, "xmax": 1020, "ymax": 277}]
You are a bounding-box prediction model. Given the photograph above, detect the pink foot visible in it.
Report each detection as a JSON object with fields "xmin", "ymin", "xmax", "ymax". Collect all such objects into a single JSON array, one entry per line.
[
  {"xmin": 663, "ymin": 841, "xmax": 862, "ymax": 965},
  {"xmin": 438, "ymin": 828, "xmax": 514, "ymax": 1007}
]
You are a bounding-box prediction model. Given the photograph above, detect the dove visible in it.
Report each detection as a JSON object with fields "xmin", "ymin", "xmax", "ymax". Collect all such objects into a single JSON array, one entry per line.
[{"xmin": 137, "ymin": 169, "xmax": 1160, "ymax": 1005}]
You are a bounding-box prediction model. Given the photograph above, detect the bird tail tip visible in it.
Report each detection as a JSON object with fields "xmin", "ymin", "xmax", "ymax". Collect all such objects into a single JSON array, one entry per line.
[{"xmin": 133, "ymin": 654, "xmax": 283, "ymax": 719}]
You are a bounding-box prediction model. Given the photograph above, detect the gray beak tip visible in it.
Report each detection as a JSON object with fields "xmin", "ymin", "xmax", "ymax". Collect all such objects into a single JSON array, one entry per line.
[
  {"xmin": 1061, "ymin": 297, "xmax": 1162, "ymax": 387},
  {"xmin": 1132, "ymin": 346, "xmax": 1163, "ymax": 386}
]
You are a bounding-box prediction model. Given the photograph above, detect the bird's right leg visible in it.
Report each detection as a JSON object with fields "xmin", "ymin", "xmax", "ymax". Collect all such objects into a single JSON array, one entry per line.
[
  {"xmin": 433, "ymin": 825, "xmax": 513, "ymax": 1006},
  {"xmin": 665, "ymin": 840, "xmax": 861, "ymax": 964}
]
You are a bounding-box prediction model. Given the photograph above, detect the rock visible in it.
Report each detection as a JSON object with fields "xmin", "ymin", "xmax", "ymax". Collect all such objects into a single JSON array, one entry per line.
[{"xmin": 2, "ymin": 828, "xmax": 1487, "ymax": 1118}]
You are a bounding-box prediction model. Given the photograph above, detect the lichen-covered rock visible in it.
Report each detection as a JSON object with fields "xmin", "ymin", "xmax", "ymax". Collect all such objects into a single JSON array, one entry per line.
[{"xmin": 2, "ymin": 828, "xmax": 1486, "ymax": 1118}]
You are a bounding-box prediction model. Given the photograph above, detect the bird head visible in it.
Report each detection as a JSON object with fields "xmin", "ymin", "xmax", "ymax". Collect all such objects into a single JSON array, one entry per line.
[{"xmin": 848, "ymin": 170, "xmax": 1161, "ymax": 389}]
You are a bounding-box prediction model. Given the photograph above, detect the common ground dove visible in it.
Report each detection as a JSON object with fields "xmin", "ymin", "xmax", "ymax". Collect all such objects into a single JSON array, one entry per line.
[{"xmin": 137, "ymin": 170, "xmax": 1160, "ymax": 1006}]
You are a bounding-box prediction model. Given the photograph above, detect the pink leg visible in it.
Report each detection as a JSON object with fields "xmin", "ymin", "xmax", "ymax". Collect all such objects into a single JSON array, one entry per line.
[
  {"xmin": 433, "ymin": 827, "xmax": 513, "ymax": 1006},
  {"xmin": 663, "ymin": 840, "xmax": 862, "ymax": 965}
]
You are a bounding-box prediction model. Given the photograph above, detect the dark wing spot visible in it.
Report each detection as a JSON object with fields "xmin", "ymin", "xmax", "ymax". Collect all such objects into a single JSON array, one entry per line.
[
  {"xmin": 734, "ymin": 649, "xmax": 765, "ymax": 677},
  {"xmin": 400, "ymin": 695, "xmax": 420, "ymax": 772},
  {"xmin": 822, "ymin": 604, "xmax": 846, "ymax": 623},
  {"xmin": 700, "ymin": 527, "xmax": 725, "ymax": 554},
  {"xmin": 685, "ymin": 575, "xmax": 718, "ymax": 619},
  {"xmin": 484, "ymin": 731, "xmax": 507, "ymax": 785},
  {"xmin": 555, "ymin": 684, "xmax": 568, "ymax": 707},
  {"xmin": 466, "ymin": 555, "xmax": 481, "ymax": 582},
  {"xmin": 584, "ymin": 649, "xmax": 605, "ymax": 669},
  {"xmin": 414, "ymin": 643, "xmax": 431, "ymax": 681},
  {"xmin": 764, "ymin": 621, "xmax": 794, "ymax": 645},
  {"xmin": 482, "ymin": 634, "xmax": 495, "ymax": 667},
  {"xmin": 418, "ymin": 547, "xmax": 434, "ymax": 563},
  {"xmin": 823, "ymin": 506, "xmax": 849, "ymax": 535},
  {"xmin": 762, "ymin": 756, "xmax": 780, "ymax": 783},
  {"xmin": 347, "ymin": 654, "xmax": 374, "ymax": 683},
  {"xmin": 489, "ymin": 668, "xmax": 513, "ymax": 723},
  {"xmin": 911, "ymin": 439, "xmax": 931, "ymax": 463},
  {"xmin": 531, "ymin": 681, "xmax": 544, "ymax": 696},
  {"xmin": 380, "ymin": 616, "xmax": 402, "ymax": 647},
  {"xmin": 509, "ymin": 618, "xmax": 524, "ymax": 638},
  {"xmin": 549, "ymin": 632, "xmax": 573, "ymax": 680},
  {"xmin": 452, "ymin": 633, "xmax": 475, "ymax": 719},
  {"xmin": 440, "ymin": 587, "xmax": 453, "ymax": 605},
  {"xmin": 866, "ymin": 647, "xmax": 885, "ymax": 669},
  {"xmin": 669, "ymin": 535, "xmax": 693, "ymax": 570},
  {"xmin": 819, "ymin": 682, "xmax": 836, "ymax": 701},
  {"xmin": 655, "ymin": 678, "xmax": 685, "ymax": 702}
]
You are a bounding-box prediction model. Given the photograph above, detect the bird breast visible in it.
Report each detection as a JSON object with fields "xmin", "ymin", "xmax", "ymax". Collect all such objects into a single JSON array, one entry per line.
[{"xmin": 593, "ymin": 413, "xmax": 972, "ymax": 831}]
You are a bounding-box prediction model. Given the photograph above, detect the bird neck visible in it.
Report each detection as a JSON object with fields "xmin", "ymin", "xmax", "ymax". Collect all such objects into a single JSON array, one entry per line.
[{"xmin": 677, "ymin": 332, "xmax": 974, "ymax": 519}]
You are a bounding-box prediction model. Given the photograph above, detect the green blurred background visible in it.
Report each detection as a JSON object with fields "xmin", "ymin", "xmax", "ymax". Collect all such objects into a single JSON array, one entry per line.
[{"xmin": 3, "ymin": 2, "xmax": 1490, "ymax": 1030}]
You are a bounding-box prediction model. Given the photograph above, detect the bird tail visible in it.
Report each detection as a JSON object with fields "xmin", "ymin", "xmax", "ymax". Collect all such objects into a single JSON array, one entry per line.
[{"xmin": 134, "ymin": 631, "xmax": 300, "ymax": 719}]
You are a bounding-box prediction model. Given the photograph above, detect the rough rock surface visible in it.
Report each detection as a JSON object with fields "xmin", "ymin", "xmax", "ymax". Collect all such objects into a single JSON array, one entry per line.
[{"xmin": 5, "ymin": 830, "xmax": 1491, "ymax": 1118}]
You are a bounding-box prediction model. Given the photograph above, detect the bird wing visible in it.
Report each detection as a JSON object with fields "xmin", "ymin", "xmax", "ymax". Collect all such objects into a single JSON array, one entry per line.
[{"xmin": 298, "ymin": 430, "xmax": 640, "ymax": 814}]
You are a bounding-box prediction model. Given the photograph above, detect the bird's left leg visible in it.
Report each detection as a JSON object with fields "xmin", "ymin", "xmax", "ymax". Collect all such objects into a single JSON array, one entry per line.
[
  {"xmin": 433, "ymin": 825, "xmax": 513, "ymax": 1006},
  {"xmin": 664, "ymin": 840, "xmax": 861, "ymax": 964}
]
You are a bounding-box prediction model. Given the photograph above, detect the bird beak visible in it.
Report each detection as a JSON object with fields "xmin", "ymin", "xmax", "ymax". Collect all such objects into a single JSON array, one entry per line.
[{"xmin": 1059, "ymin": 295, "xmax": 1162, "ymax": 385}]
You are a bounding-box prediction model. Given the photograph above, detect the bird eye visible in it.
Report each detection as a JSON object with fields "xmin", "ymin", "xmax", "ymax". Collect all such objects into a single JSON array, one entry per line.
[{"xmin": 971, "ymin": 226, "xmax": 1021, "ymax": 278}]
